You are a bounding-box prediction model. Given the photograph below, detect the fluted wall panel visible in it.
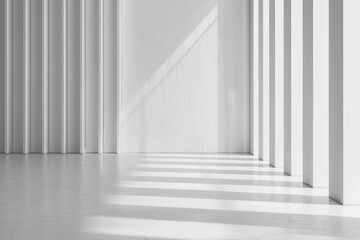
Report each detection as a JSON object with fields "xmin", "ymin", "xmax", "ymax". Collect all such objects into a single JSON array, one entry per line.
[
  {"xmin": 30, "ymin": 0, "xmax": 43, "ymax": 152},
  {"xmin": 67, "ymin": 0, "xmax": 81, "ymax": 153},
  {"xmin": 12, "ymin": 0, "xmax": 24, "ymax": 153},
  {"xmin": 48, "ymin": 0, "xmax": 61, "ymax": 152},
  {"xmin": 0, "ymin": 0, "xmax": 4, "ymax": 153},
  {"xmin": 1, "ymin": 0, "xmax": 250, "ymax": 154},
  {"xmin": 80, "ymin": 0, "xmax": 85, "ymax": 153},
  {"xmin": 104, "ymin": 0, "xmax": 118, "ymax": 153},
  {"xmin": 42, "ymin": 0, "xmax": 48, "ymax": 153},
  {"xmin": 24, "ymin": 0, "xmax": 31, "ymax": 153},
  {"xmin": 85, "ymin": 0, "xmax": 100, "ymax": 153}
]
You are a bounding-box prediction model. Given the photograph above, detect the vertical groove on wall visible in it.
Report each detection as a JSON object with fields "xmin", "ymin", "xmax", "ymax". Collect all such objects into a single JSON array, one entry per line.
[
  {"xmin": 42, "ymin": 0, "xmax": 48, "ymax": 153},
  {"xmin": 99, "ymin": 0, "xmax": 104, "ymax": 154},
  {"xmin": 80, "ymin": 0, "xmax": 86, "ymax": 153},
  {"xmin": 117, "ymin": 0, "xmax": 122, "ymax": 154},
  {"xmin": 4, "ymin": 0, "xmax": 12, "ymax": 154},
  {"xmin": 23, "ymin": 0, "xmax": 30, "ymax": 153},
  {"xmin": 62, "ymin": 0, "xmax": 67, "ymax": 153}
]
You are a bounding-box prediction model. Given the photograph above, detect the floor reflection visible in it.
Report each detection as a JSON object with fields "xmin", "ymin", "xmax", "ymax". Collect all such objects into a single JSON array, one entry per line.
[{"xmin": 0, "ymin": 154, "xmax": 360, "ymax": 240}]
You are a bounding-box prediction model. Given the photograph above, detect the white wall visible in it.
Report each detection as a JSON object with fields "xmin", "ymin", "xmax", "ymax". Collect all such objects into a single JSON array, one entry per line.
[
  {"xmin": 218, "ymin": 0, "xmax": 250, "ymax": 153},
  {"xmin": 0, "ymin": 0, "xmax": 250, "ymax": 154},
  {"xmin": 121, "ymin": 0, "xmax": 250, "ymax": 153}
]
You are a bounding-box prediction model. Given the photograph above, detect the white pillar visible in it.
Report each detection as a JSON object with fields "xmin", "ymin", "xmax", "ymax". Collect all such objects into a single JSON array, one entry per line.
[
  {"xmin": 98, "ymin": 0, "xmax": 104, "ymax": 154},
  {"xmin": 269, "ymin": 0, "xmax": 284, "ymax": 168},
  {"xmin": 259, "ymin": 0, "xmax": 270, "ymax": 162},
  {"xmin": 329, "ymin": 0, "xmax": 360, "ymax": 205},
  {"xmin": 5, "ymin": 0, "xmax": 12, "ymax": 154},
  {"xmin": 250, "ymin": 0, "xmax": 259, "ymax": 157},
  {"xmin": 42, "ymin": 0, "xmax": 49, "ymax": 153},
  {"xmin": 23, "ymin": 0, "xmax": 30, "ymax": 153},
  {"xmin": 117, "ymin": 0, "xmax": 122, "ymax": 154},
  {"xmin": 80, "ymin": 0, "xmax": 86, "ymax": 154},
  {"xmin": 284, "ymin": 0, "xmax": 303, "ymax": 176},
  {"xmin": 303, "ymin": 0, "xmax": 329, "ymax": 187},
  {"xmin": 62, "ymin": 0, "xmax": 67, "ymax": 153}
]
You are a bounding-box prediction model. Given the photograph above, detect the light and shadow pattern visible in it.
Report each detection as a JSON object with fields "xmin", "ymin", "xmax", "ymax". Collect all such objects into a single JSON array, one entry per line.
[{"xmin": 1, "ymin": 154, "xmax": 360, "ymax": 239}]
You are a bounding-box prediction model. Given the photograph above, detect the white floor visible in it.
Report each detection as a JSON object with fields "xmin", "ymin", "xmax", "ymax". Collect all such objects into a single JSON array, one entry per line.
[{"xmin": 1, "ymin": 154, "xmax": 360, "ymax": 240}]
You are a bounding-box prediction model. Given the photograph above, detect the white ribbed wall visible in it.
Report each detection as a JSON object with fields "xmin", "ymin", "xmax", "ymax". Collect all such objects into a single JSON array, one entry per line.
[
  {"xmin": 0, "ymin": 0, "xmax": 250, "ymax": 154},
  {"xmin": 0, "ymin": 0, "xmax": 120, "ymax": 154}
]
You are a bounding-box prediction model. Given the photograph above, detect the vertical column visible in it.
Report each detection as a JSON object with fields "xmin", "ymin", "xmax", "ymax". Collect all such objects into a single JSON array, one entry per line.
[
  {"xmin": 259, "ymin": 0, "xmax": 270, "ymax": 161},
  {"xmin": 48, "ymin": 0, "xmax": 63, "ymax": 152},
  {"xmin": 103, "ymin": 0, "xmax": 118, "ymax": 153},
  {"xmin": 269, "ymin": 0, "xmax": 284, "ymax": 168},
  {"xmin": 250, "ymin": 0, "xmax": 259, "ymax": 157},
  {"xmin": 269, "ymin": 0, "xmax": 275, "ymax": 164},
  {"xmin": 258, "ymin": 0, "xmax": 263, "ymax": 160},
  {"xmin": 99, "ymin": 0, "xmax": 104, "ymax": 154},
  {"xmin": 303, "ymin": 0, "xmax": 329, "ymax": 187},
  {"xmin": 12, "ymin": 0, "xmax": 24, "ymax": 152},
  {"xmin": 117, "ymin": 0, "xmax": 122, "ymax": 154},
  {"xmin": 284, "ymin": 0, "xmax": 303, "ymax": 176},
  {"xmin": 61, "ymin": 0, "xmax": 67, "ymax": 153},
  {"xmin": 80, "ymin": 0, "xmax": 86, "ymax": 154},
  {"xmin": 30, "ymin": 0, "xmax": 44, "ymax": 152},
  {"xmin": 5, "ymin": 0, "xmax": 12, "ymax": 154},
  {"xmin": 42, "ymin": 0, "xmax": 48, "ymax": 153},
  {"xmin": 23, "ymin": 0, "xmax": 30, "ymax": 153},
  {"xmin": 329, "ymin": 0, "xmax": 360, "ymax": 205},
  {"xmin": 85, "ymin": 0, "xmax": 99, "ymax": 153},
  {"xmin": 0, "ymin": 0, "xmax": 5, "ymax": 153},
  {"xmin": 66, "ymin": 0, "xmax": 81, "ymax": 153}
]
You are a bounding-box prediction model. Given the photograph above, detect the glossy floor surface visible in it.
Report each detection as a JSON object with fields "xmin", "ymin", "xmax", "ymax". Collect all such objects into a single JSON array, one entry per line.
[{"xmin": 1, "ymin": 154, "xmax": 360, "ymax": 240}]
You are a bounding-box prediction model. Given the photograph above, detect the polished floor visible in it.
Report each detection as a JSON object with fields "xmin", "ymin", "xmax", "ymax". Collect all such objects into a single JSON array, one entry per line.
[{"xmin": 0, "ymin": 154, "xmax": 360, "ymax": 240}]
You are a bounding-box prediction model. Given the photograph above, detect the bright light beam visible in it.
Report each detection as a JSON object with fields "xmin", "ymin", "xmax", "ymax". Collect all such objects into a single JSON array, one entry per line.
[
  {"xmin": 118, "ymin": 181, "xmax": 327, "ymax": 196},
  {"xmin": 105, "ymin": 195, "xmax": 360, "ymax": 218}
]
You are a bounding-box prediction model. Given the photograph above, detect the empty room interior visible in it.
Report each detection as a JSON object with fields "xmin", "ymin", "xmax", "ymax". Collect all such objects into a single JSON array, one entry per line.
[{"xmin": 1, "ymin": 0, "xmax": 360, "ymax": 239}]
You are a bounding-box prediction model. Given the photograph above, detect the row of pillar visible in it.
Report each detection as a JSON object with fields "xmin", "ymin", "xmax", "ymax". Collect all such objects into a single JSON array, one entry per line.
[{"xmin": 250, "ymin": 0, "xmax": 360, "ymax": 205}]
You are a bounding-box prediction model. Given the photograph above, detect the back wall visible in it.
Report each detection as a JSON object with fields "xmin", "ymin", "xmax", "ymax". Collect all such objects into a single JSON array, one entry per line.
[{"xmin": 0, "ymin": 0, "xmax": 249, "ymax": 153}]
